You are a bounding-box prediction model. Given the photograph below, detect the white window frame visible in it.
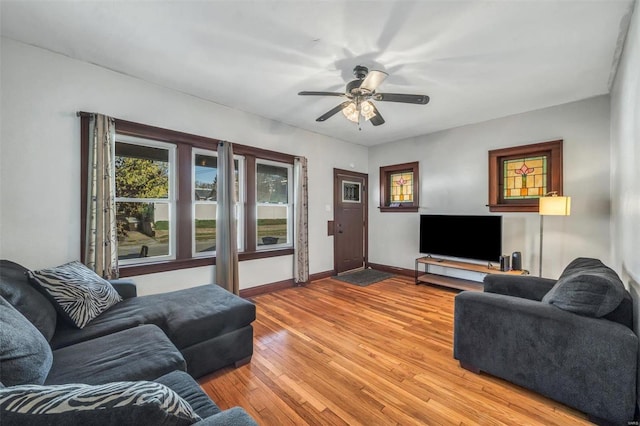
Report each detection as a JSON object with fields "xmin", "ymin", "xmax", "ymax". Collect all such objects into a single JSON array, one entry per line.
[
  {"xmin": 256, "ymin": 159, "xmax": 293, "ymax": 251},
  {"xmin": 192, "ymin": 148, "xmax": 245, "ymax": 257},
  {"xmin": 115, "ymin": 135, "xmax": 177, "ymax": 265}
]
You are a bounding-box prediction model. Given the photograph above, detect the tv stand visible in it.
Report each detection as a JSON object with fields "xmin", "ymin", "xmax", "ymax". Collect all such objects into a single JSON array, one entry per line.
[{"xmin": 415, "ymin": 257, "xmax": 526, "ymax": 292}]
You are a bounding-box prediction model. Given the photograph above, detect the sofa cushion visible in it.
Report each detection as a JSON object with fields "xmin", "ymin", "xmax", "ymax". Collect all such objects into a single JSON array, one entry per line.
[
  {"xmin": 0, "ymin": 260, "xmax": 57, "ymax": 341},
  {"xmin": 27, "ymin": 260, "xmax": 122, "ymax": 329},
  {"xmin": 45, "ymin": 325, "xmax": 186, "ymax": 385},
  {"xmin": 50, "ymin": 284, "xmax": 256, "ymax": 351},
  {"xmin": 154, "ymin": 370, "xmax": 221, "ymax": 418},
  {"xmin": 542, "ymin": 259, "xmax": 625, "ymax": 317},
  {"xmin": 0, "ymin": 380, "xmax": 201, "ymax": 426},
  {"xmin": 0, "ymin": 296, "xmax": 53, "ymax": 386}
]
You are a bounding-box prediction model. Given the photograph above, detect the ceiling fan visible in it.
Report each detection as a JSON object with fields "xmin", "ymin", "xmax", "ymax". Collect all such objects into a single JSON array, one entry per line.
[{"xmin": 298, "ymin": 65, "xmax": 429, "ymax": 128}]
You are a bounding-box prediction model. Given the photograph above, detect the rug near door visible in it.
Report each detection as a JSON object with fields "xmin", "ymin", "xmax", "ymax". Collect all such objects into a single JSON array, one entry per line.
[{"xmin": 332, "ymin": 269, "xmax": 395, "ymax": 286}]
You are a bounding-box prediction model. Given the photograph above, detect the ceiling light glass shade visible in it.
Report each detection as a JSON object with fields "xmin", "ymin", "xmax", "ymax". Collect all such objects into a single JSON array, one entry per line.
[
  {"xmin": 539, "ymin": 195, "xmax": 571, "ymax": 216},
  {"xmin": 342, "ymin": 102, "xmax": 359, "ymax": 123},
  {"xmin": 360, "ymin": 101, "xmax": 376, "ymax": 121}
]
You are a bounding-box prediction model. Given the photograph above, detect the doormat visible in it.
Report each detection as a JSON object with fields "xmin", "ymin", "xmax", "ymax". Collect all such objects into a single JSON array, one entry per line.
[{"xmin": 332, "ymin": 269, "xmax": 395, "ymax": 286}]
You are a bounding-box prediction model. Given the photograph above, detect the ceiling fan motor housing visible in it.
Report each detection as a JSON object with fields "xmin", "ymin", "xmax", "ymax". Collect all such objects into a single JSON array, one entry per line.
[
  {"xmin": 353, "ymin": 65, "xmax": 368, "ymax": 79},
  {"xmin": 346, "ymin": 79, "xmax": 366, "ymax": 95}
]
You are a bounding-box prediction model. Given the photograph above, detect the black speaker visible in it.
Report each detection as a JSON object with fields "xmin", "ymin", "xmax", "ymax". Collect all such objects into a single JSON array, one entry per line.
[
  {"xmin": 499, "ymin": 255, "xmax": 510, "ymax": 272},
  {"xmin": 511, "ymin": 251, "xmax": 522, "ymax": 271}
]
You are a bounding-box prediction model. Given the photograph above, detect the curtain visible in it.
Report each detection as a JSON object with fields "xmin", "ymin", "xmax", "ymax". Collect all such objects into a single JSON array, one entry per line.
[
  {"xmin": 215, "ymin": 141, "xmax": 239, "ymax": 295},
  {"xmin": 85, "ymin": 114, "xmax": 119, "ymax": 279},
  {"xmin": 293, "ymin": 156, "xmax": 309, "ymax": 284}
]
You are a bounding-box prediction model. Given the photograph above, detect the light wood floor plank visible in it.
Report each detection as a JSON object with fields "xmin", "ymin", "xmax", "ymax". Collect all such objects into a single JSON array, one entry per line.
[{"xmin": 199, "ymin": 276, "xmax": 593, "ymax": 425}]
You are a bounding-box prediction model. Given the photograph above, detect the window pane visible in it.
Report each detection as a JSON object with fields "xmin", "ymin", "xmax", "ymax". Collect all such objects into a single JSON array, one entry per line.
[
  {"xmin": 116, "ymin": 201, "xmax": 170, "ymax": 259},
  {"xmin": 257, "ymin": 164, "xmax": 288, "ymax": 203},
  {"xmin": 195, "ymin": 154, "xmax": 217, "ymax": 201},
  {"xmin": 257, "ymin": 205, "xmax": 288, "ymax": 246},
  {"xmin": 194, "ymin": 155, "xmax": 241, "ymax": 201},
  {"xmin": 389, "ymin": 171, "xmax": 413, "ymax": 203},
  {"xmin": 195, "ymin": 204, "xmax": 216, "ymax": 253},
  {"xmin": 503, "ymin": 156, "xmax": 547, "ymax": 199},
  {"xmin": 115, "ymin": 143, "xmax": 169, "ymax": 199}
]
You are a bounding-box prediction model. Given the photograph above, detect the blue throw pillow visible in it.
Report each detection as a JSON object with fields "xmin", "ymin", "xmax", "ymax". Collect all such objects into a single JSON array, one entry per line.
[
  {"xmin": 0, "ymin": 296, "xmax": 53, "ymax": 386},
  {"xmin": 0, "ymin": 380, "xmax": 202, "ymax": 426},
  {"xmin": 27, "ymin": 261, "xmax": 122, "ymax": 329}
]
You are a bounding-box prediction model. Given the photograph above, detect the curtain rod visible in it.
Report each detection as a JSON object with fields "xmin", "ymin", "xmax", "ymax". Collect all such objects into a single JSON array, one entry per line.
[{"xmin": 76, "ymin": 111, "xmax": 95, "ymax": 117}]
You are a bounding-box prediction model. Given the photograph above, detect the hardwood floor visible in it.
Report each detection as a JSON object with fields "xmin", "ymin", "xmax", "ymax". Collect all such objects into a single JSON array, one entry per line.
[{"xmin": 199, "ymin": 275, "xmax": 593, "ymax": 425}]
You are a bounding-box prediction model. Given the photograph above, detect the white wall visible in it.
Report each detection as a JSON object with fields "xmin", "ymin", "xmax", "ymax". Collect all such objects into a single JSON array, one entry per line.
[
  {"xmin": 0, "ymin": 38, "xmax": 368, "ymax": 295},
  {"xmin": 368, "ymin": 96, "xmax": 612, "ymax": 279},
  {"xmin": 609, "ymin": 0, "xmax": 639, "ymax": 410},
  {"xmin": 611, "ymin": 1, "xmax": 640, "ymax": 286}
]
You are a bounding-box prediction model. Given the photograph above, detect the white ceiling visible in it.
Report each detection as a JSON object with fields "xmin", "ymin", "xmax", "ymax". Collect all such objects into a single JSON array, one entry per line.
[{"xmin": 1, "ymin": 1, "xmax": 634, "ymax": 146}]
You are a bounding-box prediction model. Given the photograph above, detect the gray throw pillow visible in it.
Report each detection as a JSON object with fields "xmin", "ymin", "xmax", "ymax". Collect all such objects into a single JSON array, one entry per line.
[
  {"xmin": 558, "ymin": 257, "xmax": 606, "ymax": 280},
  {"xmin": 0, "ymin": 381, "xmax": 202, "ymax": 426},
  {"xmin": 0, "ymin": 260, "xmax": 57, "ymax": 341},
  {"xmin": 542, "ymin": 263, "xmax": 625, "ymax": 317},
  {"xmin": 27, "ymin": 261, "xmax": 122, "ymax": 329},
  {"xmin": 0, "ymin": 296, "xmax": 53, "ymax": 386}
]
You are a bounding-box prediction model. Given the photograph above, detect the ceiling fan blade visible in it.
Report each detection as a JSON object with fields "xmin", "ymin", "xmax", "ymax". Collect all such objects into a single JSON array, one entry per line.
[
  {"xmin": 369, "ymin": 103, "xmax": 385, "ymax": 126},
  {"xmin": 298, "ymin": 91, "xmax": 346, "ymax": 97},
  {"xmin": 360, "ymin": 70, "xmax": 388, "ymax": 92},
  {"xmin": 373, "ymin": 93, "xmax": 430, "ymax": 104},
  {"xmin": 316, "ymin": 101, "xmax": 352, "ymax": 122}
]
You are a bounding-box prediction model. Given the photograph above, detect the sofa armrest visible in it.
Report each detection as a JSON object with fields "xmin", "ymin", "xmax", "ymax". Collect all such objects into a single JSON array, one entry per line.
[
  {"xmin": 108, "ymin": 279, "xmax": 137, "ymax": 299},
  {"xmin": 453, "ymin": 291, "xmax": 638, "ymax": 424},
  {"xmin": 483, "ymin": 274, "xmax": 556, "ymax": 301},
  {"xmin": 196, "ymin": 407, "xmax": 258, "ymax": 426}
]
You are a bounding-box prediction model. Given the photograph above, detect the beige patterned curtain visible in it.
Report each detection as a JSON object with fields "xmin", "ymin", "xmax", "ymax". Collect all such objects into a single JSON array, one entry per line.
[
  {"xmin": 85, "ymin": 114, "xmax": 119, "ymax": 279},
  {"xmin": 215, "ymin": 141, "xmax": 239, "ymax": 295},
  {"xmin": 293, "ymin": 157, "xmax": 309, "ymax": 284}
]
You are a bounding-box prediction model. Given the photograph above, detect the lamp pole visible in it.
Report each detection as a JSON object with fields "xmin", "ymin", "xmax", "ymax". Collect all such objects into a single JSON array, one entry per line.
[{"xmin": 539, "ymin": 214, "xmax": 544, "ymax": 277}]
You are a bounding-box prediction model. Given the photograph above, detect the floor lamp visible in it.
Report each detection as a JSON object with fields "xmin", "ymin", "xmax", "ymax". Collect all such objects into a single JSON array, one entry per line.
[{"xmin": 539, "ymin": 192, "xmax": 571, "ymax": 277}]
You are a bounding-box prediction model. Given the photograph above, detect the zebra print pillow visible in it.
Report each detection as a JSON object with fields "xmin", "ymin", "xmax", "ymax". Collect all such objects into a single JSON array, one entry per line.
[
  {"xmin": 0, "ymin": 381, "xmax": 202, "ymax": 426},
  {"xmin": 27, "ymin": 261, "xmax": 122, "ymax": 329}
]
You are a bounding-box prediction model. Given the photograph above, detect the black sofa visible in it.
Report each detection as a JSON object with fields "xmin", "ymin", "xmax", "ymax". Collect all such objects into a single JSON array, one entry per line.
[
  {"xmin": 454, "ymin": 257, "xmax": 637, "ymax": 425},
  {"xmin": 0, "ymin": 259, "xmax": 258, "ymax": 425}
]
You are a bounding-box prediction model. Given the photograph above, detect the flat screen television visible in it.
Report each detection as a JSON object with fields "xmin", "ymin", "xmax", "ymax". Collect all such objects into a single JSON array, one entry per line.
[{"xmin": 419, "ymin": 214, "xmax": 502, "ymax": 262}]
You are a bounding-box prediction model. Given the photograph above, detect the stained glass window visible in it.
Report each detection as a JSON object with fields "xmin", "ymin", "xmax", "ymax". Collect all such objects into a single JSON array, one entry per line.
[
  {"xmin": 488, "ymin": 140, "xmax": 563, "ymax": 213},
  {"xmin": 503, "ymin": 156, "xmax": 547, "ymax": 199},
  {"xmin": 379, "ymin": 162, "xmax": 419, "ymax": 212},
  {"xmin": 390, "ymin": 172, "xmax": 413, "ymax": 203}
]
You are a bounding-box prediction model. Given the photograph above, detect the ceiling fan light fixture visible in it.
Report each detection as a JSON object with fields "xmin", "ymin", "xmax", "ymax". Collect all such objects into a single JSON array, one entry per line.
[
  {"xmin": 342, "ymin": 102, "xmax": 359, "ymax": 123},
  {"xmin": 360, "ymin": 101, "xmax": 376, "ymax": 121}
]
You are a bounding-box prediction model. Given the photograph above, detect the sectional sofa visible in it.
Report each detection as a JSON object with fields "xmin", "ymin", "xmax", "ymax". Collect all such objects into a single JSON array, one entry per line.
[{"xmin": 0, "ymin": 259, "xmax": 258, "ymax": 425}]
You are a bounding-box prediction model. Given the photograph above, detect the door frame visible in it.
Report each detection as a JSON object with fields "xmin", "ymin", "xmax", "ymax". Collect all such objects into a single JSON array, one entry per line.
[{"xmin": 333, "ymin": 168, "xmax": 369, "ymax": 274}]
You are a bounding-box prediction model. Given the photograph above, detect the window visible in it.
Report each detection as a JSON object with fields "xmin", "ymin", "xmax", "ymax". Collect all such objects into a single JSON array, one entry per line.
[
  {"xmin": 379, "ymin": 162, "xmax": 420, "ymax": 212},
  {"xmin": 256, "ymin": 160, "xmax": 292, "ymax": 249},
  {"xmin": 488, "ymin": 140, "xmax": 563, "ymax": 212},
  {"xmin": 115, "ymin": 137, "xmax": 176, "ymax": 264},
  {"xmin": 192, "ymin": 149, "xmax": 245, "ymax": 256},
  {"xmin": 80, "ymin": 115, "xmax": 295, "ymax": 277}
]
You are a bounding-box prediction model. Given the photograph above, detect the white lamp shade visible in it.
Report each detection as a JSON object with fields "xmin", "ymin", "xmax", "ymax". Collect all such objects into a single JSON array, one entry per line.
[{"xmin": 539, "ymin": 196, "xmax": 571, "ymax": 216}]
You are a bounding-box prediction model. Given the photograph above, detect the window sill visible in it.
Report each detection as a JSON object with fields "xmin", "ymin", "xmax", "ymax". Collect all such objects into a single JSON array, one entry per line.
[
  {"xmin": 487, "ymin": 203, "xmax": 539, "ymax": 213},
  {"xmin": 118, "ymin": 248, "xmax": 294, "ymax": 277},
  {"xmin": 379, "ymin": 206, "xmax": 419, "ymax": 213}
]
